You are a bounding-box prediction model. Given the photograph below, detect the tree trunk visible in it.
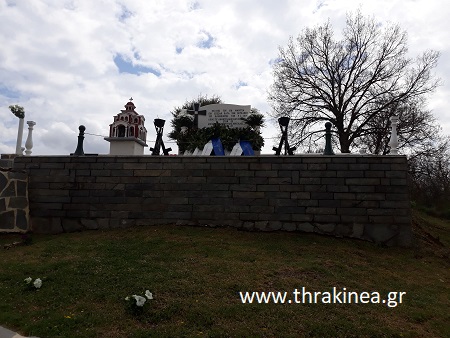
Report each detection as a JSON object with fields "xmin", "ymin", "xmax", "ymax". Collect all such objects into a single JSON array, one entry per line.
[{"xmin": 339, "ymin": 135, "xmax": 351, "ymax": 153}]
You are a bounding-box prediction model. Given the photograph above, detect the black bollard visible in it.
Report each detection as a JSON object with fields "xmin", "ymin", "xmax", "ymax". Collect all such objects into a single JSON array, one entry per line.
[
  {"xmin": 323, "ymin": 122, "xmax": 334, "ymax": 155},
  {"xmin": 73, "ymin": 125, "xmax": 86, "ymax": 156}
]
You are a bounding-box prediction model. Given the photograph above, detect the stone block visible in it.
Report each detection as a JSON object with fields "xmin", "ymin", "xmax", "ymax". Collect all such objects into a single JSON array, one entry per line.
[
  {"xmin": 297, "ymin": 222, "xmax": 314, "ymax": 232},
  {"xmin": 369, "ymin": 164, "xmax": 391, "ymax": 171},
  {"xmin": 335, "ymin": 223, "xmax": 352, "ymax": 236},
  {"xmin": 297, "ymin": 199, "xmax": 318, "ymax": 207},
  {"xmin": 249, "ymin": 163, "xmax": 271, "ymax": 170},
  {"xmin": 240, "ymin": 213, "xmax": 257, "ymax": 221},
  {"xmin": 306, "ymin": 207, "xmax": 336, "ymax": 215},
  {"xmin": 65, "ymin": 210, "xmax": 89, "ymax": 218},
  {"xmin": 341, "ymin": 215, "xmax": 369, "ymax": 223},
  {"xmin": 291, "ymin": 192, "xmax": 310, "ymax": 200},
  {"xmin": 250, "ymin": 205, "xmax": 274, "ymax": 213},
  {"xmin": 230, "ymin": 184, "xmax": 257, "ymax": 192},
  {"xmin": 311, "ymin": 192, "xmax": 334, "ymax": 200},
  {"xmin": 351, "ymin": 223, "xmax": 365, "ymax": 238},
  {"xmin": 239, "ymin": 176, "xmax": 269, "ymax": 184},
  {"xmin": 275, "ymin": 206, "xmax": 305, "ymax": 214},
  {"xmin": 379, "ymin": 200, "xmax": 410, "ymax": 209},
  {"xmin": 304, "ymin": 158, "xmax": 331, "ymax": 164},
  {"xmin": 255, "ymin": 170, "xmax": 278, "ymax": 177},
  {"xmin": 314, "ymin": 215, "xmax": 340, "ymax": 223},
  {"xmin": 62, "ymin": 219, "xmax": 83, "ymax": 232},
  {"xmin": 255, "ymin": 184, "xmax": 278, "ymax": 192},
  {"xmin": 268, "ymin": 177, "xmax": 292, "ymax": 184},
  {"xmin": 31, "ymin": 217, "xmax": 63, "ymax": 234},
  {"xmin": 314, "ymin": 223, "xmax": 336, "ymax": 233},
  {"xmin": 123, "ymin": 163, "xmax": 147, "ymax": 170},
  {"xmin": 327, "ymin": 163, "xmax": 348, "ymax": 170},
  {"xmin": 0, "ymin": 198, "xmax": 6, "ymax": 212},
  {"xmin": 364, "ymin": 171, "xmax": 385, "ymax": 178},
  {"xmin": 318, "ymin": 200, "xmax": 341, "ymax": 208},
  {"xmin": 282, "ymin": 222, "xmax": 297, "ymax": 232},
  {"xmin": 243, "ymin": 222, "xmax": 255, "ymax": 230},
  {"xmin": 15, "ymin": 210, "xmax": 28, "ymax": 230},
  {"xmin": 270, "ymin": 213, "xmax": 291, "ymax": 221},
  {"xmin": 304, "ymin": 185, "xmax": 327, "ymax": 192},
  {"xmin": 356, "ymin": 193, "xmax": 386, "ymax": 201},
  {"xmin": 267, "ymin": 221, "xmax": 282, "ymax": 231},
  {"xmin": 207, "ymin": 176, "xmax": 239, "ymax": 184},
  {"xmin": 270, "ymin": 198, "xmax": 297, "ymax": 207},
  {"xmin": 292, "ymin": 214, "xmax": 313, "ymax": 222},
  {"xmin": 233, "ymin": 191, "xmax": 265, "ymax": 199},
  {"xmin": 322, "ymin": 178, "xmax": 346, "ymax": 185},
  {"xmin": 337, "ymin": 170, "xmax": 364, "ymax": 178},
  {"xmin": 1, "ymin": 182, "xmax": 16, "ymax": 197},
  {"xmin": 81, "ymin": 219, "xmax": 98, "ymax": 230},
  {"xmin": 364, "ymin": 224, "xmax": 398, "ymax": 245},
  {"xmin": 331, "ymin": 157, "xmax": 357, "ymax": 164},
  {"xmin": 0, "ymin": 210, "xmax": 15, "ymax": 229},
  {"xmin": 385, "ymin": 171, "xmax": 406, "ymax": 178},
  {"xmin": 338, "ymin": 207, "xmax": 368, "ymax": 216}
]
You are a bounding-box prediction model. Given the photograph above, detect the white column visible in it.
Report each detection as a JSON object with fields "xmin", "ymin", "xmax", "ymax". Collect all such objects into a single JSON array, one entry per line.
[
  {"xmin": 389, "ymin": 115, "xmax": 399, "ymax": 155},
  {"xmin": 15, "ymin": 118, "xmax": 25, "ymax": 155},
  {"xmin": 25, "ymin": 121, "xmax": 36, "ymax": 156}
]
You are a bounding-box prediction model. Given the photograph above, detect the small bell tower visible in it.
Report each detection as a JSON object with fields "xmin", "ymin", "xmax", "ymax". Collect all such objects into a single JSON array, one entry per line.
[{"xmin": 104, "ymin": 98, "xmax": 148, "ymax": 155}]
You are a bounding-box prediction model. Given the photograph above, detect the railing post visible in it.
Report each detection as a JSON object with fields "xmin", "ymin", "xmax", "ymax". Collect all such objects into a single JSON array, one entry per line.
[
  {"xmin": 389, "ymin": 116, "xmax": 399, "ymax": 155},
  {"xmin": 25, "ymin": 121, "xmax": 36, "ymax": 156}
]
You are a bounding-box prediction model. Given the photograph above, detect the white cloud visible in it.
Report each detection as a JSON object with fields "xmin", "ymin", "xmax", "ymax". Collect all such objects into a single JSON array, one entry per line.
[{"xmin": 0, "ymin": 0, "xmax": 449, "ymax": 156}]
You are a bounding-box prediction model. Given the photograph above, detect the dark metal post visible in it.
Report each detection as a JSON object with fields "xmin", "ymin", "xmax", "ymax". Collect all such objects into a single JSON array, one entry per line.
[
  {"xmin": 150, "ymin": 119, "xmax": 172, "ymax": 156},
  {"xmin": 273, "ymin": 117, "xmax": 296, "ymax": 155},
  {"xmin": 323, "ymin": 122, "xmax": 334, "ymax": 155},
  {"xmin": 73, "ymin": 125, "xmax": 85, "ymax": 156}
]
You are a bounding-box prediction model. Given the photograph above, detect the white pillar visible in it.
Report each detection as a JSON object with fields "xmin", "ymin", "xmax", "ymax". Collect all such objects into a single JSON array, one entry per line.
[
  {"xmin": 389, "ymin": 115, "xmax": 399, "ymax": 155},
  {"xmin": 15, "ymin": 118, "xmax": 25, "ymax": 155},
  {"xmin": 25, "ymin": 121, "xmax": 36, "ymax": 156}
]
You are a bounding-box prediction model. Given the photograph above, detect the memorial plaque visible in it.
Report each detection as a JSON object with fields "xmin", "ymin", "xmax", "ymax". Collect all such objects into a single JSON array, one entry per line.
[{"xmin": 196, "ymin": 104, "xmax": 251, "ymax": 129}]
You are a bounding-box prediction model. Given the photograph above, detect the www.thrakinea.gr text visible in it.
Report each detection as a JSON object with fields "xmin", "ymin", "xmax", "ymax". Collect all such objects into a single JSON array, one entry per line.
[{"xmin": 239, "ymin": 287, "xmax": 406, "ymax": 308}]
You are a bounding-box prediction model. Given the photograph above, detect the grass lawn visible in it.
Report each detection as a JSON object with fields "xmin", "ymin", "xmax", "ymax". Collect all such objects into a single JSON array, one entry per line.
[{"xmin": 0, "ymin": 210, "xmax": 449, "ymax": 338}]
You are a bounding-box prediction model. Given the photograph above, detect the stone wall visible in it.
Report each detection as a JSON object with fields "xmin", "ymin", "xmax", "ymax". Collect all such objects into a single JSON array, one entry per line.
[
  {"xmin": 14, "ymin": 155, "xmax": 412, "ymax": 246},
  {"xmin": 0, "ymin": 167, "xmax": 30, "ymax": 232}
]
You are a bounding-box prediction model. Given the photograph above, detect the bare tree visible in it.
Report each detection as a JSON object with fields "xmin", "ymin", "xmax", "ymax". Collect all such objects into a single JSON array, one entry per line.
[
  {"xmin": 268, "ymin": 11, "xmax": 440, "ymax": 153},
  {"xmin": 356, "ymin": 99, "xmax": 439, "ymax": 155},
  {"xmin": 408, "ymin": 136, "xmax": 450, "ymax": 208}
]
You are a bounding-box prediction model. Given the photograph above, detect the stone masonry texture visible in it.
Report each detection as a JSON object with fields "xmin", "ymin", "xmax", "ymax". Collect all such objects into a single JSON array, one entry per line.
[
  {"xmin": 14, "ymin": 155, "xmax": 412, "ymax": 246},
  {"xmin": 0, "ymin": 167, "xmax": 30, "ymax": 232}
]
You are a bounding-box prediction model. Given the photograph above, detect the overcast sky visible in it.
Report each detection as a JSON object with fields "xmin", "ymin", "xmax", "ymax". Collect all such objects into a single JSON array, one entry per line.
[{"xmin": 1, "ymin": 0, "xmax": 449, "ymax": 155}]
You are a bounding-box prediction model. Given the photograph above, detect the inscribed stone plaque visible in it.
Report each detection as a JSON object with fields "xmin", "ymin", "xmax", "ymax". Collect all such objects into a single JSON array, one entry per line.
[{"xmin": 197, "ymin": 104, "xmax": 251, "ymax": 129}]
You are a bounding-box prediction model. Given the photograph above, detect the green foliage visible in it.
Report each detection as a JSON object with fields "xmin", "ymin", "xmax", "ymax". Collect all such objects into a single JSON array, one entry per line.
[
  {"xmin": 170, "ymin": 123, "xmax": 264, "ymax": 152},
  {"xmin": 241, "ymin": 111, "xmax": 265, "ymax": 129},
  {"xmin": 169, "ymin": 95, "xmax": 265, "ymax": 153},
  {"xmin": 9, "ymin": 105, "xmax": 25, "ymax": 119}
]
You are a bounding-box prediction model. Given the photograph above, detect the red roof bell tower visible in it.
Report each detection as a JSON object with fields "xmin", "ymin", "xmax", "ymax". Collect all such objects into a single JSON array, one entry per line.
[{"xmin": 104, "ymin": 98, "xmax": 148, "ymax": 155}]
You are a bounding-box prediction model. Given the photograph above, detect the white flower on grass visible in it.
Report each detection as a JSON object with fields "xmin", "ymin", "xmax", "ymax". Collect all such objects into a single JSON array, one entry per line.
[
  {"xmin": 125, "ymin": 296, "xmax": 130, "ymax": 301},
  {"xmin": 145, "ymin": 290, "xmax": 153, "ymax": 300},
  {"xmin": 24, "ymin": 277, "xmax": 32, "ymax": 284},
  {"xmin": 33, "ymin": 278, "xmax": 42, "ymax": 289},
  {"xmin": 132, "ymin": 295, "xmax": 146, "ymax": 307}
]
